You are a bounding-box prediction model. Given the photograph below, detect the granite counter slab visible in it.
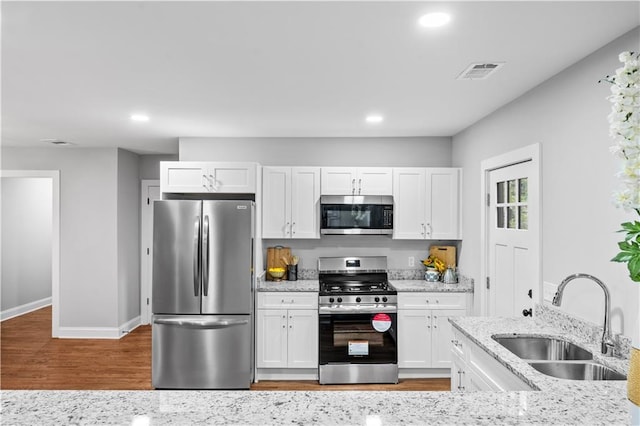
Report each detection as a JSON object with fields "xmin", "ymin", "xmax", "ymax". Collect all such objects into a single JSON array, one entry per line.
[
  {"xmin": 1, "ymin": 387, "xmax": 630, "ymax": 425},
  {"xmin": 257, "ymin": 280, "xmax": 319, "ymax": 292},
  {"xmin": 390, "ymin": 280, "xmax": 474, "ymax": 292}
]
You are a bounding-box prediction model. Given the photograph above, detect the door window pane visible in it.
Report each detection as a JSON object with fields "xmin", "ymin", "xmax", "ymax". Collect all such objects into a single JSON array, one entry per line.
[
  {"xmin": 497, "ymin": 182, "xmax": 505, "ymax": 204},
  {"xmin": 519, "ymin": 206, "xmax": 528, "ymax": 230},
  {"xmin": 519, "ymin": 178, "xmax": 528, "ymax": 203},
  {"xmin": 507, "ymin": 180, "xmax": 517, "ymax": 203},
  {"xmin": 507, "ymin": 207, "xmax": 517, "ymax": 229},
  {"xmin": 497, "ymin": 207, "xmax": 505, "ymax": 228}
]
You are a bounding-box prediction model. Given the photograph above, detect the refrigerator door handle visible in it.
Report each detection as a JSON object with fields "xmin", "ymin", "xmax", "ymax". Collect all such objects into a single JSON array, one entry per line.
[
  {"xmin": 193, "ymin": 216, "xmax": 201, "ymax": 297},
  {"xmin": 202, "ymin": 215, "xmax": 210, "ymax": 296},
  {"xmin": 154, "ymin": 317, "xmax": 249, "ymax": 329}
]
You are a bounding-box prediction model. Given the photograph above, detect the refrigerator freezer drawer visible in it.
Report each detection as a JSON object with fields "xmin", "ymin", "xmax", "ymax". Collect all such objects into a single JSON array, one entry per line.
[{"xmin": 152, "ymin": 314, "xmax": 252, "ymax": 389}]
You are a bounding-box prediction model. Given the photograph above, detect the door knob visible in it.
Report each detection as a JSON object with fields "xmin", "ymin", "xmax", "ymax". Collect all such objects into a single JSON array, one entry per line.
[
  {"xmin": 527, "ymin": 289, "xmax": 533, "ymax": 299},
  {"xmin": 522, "ymin": 308, "xmax": 533, "ymax": 317}
]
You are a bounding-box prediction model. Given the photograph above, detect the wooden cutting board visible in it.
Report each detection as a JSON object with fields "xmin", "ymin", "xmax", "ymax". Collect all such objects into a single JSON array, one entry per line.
[
  {"xmin": 429, "ymin": 245, "xmax": 456, "ymax": 268},
  {"xmin": 266, "ymin": 246, "xmax": 291, "ymax": 281}
]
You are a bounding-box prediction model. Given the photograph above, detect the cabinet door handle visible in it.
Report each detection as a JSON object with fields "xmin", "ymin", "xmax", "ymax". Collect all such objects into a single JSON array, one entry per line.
[
  {"xmin": 291, "ymin": 222, "xmax": 296, "ymax": 235},
  {"xmin": 209, "ymin": 174, "xmax": 216, "ymax": 191},
  {"xmin": 426, "ymin": 223, "xmax": 432, "ymax": 236},
  {"xmin": 358, "ymin": 178, "xmax": 362, "ymax": 194},
  {"xmin": 421, "ymin": 223, "xmax": 426, "ymax": 236}
]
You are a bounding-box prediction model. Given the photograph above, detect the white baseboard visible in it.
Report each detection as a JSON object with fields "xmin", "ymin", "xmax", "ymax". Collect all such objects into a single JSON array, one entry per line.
[
  {"xmin": 1, "ymin": 297, "xmax": 52, "ymax": 321},
  {"xmin": 58, "ymin": 315, "xmax": 142, "ymax": 339}
]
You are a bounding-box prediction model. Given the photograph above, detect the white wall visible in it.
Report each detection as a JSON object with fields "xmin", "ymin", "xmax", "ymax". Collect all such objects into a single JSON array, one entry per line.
[
  {"xmin": 452, "ymin": 27, "xmax": 640, "ymax": 337},
  {"xmin": 1, "ymin": 177, "xmax": 52, "ymax": 311},
  {"xmin": 180, "ymin": 137, "xmax": 452, "ymax": 167}
]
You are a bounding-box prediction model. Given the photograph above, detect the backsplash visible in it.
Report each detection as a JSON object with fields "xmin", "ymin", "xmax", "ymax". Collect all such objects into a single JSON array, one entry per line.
[{"xmin": 536, "ymin": 303, "xmax": 631, "ymax": 359}]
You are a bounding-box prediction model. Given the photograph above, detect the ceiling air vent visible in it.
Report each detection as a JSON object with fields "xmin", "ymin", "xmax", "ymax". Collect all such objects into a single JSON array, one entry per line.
[
  {"xmin": 457, "ymin": 62, "xmax": 505, "ymax": 80},
  {"xmin": 41, "ymin": 138, "xmax": 75, "ymax": 146}
]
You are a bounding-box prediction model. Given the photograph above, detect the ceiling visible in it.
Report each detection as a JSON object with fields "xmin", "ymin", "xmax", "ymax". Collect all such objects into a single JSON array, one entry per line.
[{"xmin": 2, "ymin": 1, "xmax": 639, "ymax": 155}]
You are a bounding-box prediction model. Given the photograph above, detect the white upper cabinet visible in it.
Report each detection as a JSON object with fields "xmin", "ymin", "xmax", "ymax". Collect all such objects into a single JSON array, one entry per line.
[
  {"xmin": 262, "ymin": 167, "xmax": 320, "ymax": 239},
  {"xmin": 160, "ymin": 161, "xmax": 256, "ymax": 193},
  {"xmin": 393, "ymin": 167, "xmax": 461, "ymax": 240},
  {"xmin": 426, "ymin": 168, "xmax": 461, "ymax": 240},
  {"xmin": 393, "ymin": 168, "xmax": 427, "ymax": 239},
  {"xmin": 321, "ymin": 167, "xmax": 392, "ymax": 195}
]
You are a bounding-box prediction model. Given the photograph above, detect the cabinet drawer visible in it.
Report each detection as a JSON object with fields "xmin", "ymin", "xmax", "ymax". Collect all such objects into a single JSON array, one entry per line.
[
  {"xmin": 257, "ymin": 292, "xmax": 318, "ymax": 309},
  {"xmin": 398, "ymin": 292, "xmax": 467, "ymax": 310}
]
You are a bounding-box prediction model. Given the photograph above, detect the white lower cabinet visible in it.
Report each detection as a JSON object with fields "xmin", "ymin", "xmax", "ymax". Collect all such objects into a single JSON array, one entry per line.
[
  {"xmin": 398, "ymin": 292, "xmax": 469, "ymax": 376},
  {"xmin": 450, "ymin": 327, "xmax": 533, "ymax": 391},
  {"xmin": 256, "ymin": 292, "xmax": 318, "ymax": 380}
]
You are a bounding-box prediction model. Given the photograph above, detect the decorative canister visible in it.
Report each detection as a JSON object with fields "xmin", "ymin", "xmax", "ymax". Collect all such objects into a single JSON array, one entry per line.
[{"xmin": 424, "ymin": 269, "xmax": 440, "ymax": 282}]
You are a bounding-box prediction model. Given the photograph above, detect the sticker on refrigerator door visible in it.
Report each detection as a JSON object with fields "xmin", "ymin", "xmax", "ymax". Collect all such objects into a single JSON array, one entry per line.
[
  {"xmin": 372, "ymin": 313, "xmax": 392, "ymax": 332},
  {"xmin": 236, "ymin": 205, "xmax": 247, "ymax": 209},
  {"xmin": 348, "ymin": 340, "xmax": 369, "ymax": 356}
]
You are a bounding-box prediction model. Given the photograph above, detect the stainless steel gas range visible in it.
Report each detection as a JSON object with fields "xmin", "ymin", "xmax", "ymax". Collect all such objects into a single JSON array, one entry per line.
[{"xmin": 318, "ymin": 256, "xmax": 398, "ymax": 385}]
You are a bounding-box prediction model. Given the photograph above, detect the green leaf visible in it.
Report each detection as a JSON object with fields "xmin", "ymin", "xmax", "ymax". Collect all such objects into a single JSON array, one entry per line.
[{"xmin": 612, "ymin": 252, "xmax": 633, "ymax": 262}]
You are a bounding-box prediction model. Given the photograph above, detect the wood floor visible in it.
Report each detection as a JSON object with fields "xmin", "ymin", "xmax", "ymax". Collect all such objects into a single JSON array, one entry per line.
[{"xmin": 1, "ymin": 307, "xmax": 450, "ymax": 391}]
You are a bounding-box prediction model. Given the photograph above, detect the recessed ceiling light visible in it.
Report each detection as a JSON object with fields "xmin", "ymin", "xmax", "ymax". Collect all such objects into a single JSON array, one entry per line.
[
  {"xmin": 40, "ymin": 138, "xmax": 75, "ymax": 146},
  {"xmin": 130, "ymin": 113, "xmax": 150, "ymax": 122},
  {"xmin": 366, "ymin": 114, "xmax": 384, "ymax": 124},
  {"xmin": 418, "ymin": 12, "xmax": 451, "ymax": 28}
]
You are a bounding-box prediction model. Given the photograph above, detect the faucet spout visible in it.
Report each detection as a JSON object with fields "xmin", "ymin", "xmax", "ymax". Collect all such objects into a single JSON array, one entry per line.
[{"xmin": 552, "ymin": 273, "xmax": 615, "ymax": 356}]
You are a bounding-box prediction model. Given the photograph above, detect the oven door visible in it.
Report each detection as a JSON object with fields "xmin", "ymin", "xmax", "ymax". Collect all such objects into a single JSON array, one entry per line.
[{"xmin": 319, "ymin": 312, "xmax": 397, "ymax": 365}]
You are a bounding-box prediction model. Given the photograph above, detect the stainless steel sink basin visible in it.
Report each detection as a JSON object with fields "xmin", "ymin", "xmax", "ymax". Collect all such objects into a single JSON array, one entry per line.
[
  {"xmin": 492, "ymin": 335, "xmax": 592, "ymax": 360},
  {"xmin": 529, "ymin": 361, "xmax": 626, "ymax": 381}
]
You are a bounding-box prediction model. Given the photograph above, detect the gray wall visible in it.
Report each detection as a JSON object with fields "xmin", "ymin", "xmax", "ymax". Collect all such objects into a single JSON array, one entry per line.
[
  {"xmin": 117, "ymin": 149, "xmax": 141, "ymax": 325},
  {"xmin": 139, "ymin": 154, "xmax": 177, "ymax": 180},
  {"xmin": 452, "ymin": 27, "xmax": 640, "ymax": 337},
  {"xmin": 1, "ymin": 147, "xmax": 142, "ymax": 331},
  {"xmin": 180, "ymin": 137, "xmax": 452, "ymax": 167},
  {"xmin": 1, "ymin": 177, "xmax": 52, "ymax": 311}
]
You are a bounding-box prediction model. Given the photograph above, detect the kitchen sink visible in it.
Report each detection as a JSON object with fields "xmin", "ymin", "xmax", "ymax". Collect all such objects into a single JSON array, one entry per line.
[
  {"xmin": 492, "ymin": 335, "xmax": 593, "ymax": 360},
  {"xmin": 528, "ymin": 361, "xmax": 626, "ymax": 381}
]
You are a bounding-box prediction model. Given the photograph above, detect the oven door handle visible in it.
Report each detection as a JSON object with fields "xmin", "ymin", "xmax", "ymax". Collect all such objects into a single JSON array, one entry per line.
[{"xmin": 319, "ymin": 305, "xmax": 397, "ymax": 314}]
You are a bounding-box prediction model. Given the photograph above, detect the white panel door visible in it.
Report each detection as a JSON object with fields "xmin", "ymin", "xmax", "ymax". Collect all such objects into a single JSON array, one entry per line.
[
  {"xmin": 397, "ymin": 310, "xmax": 430, "ymax": 368},
  {"xmin": 393, "ymin": 168, "xmax": 426, "ymax": 239},
  {"xmin": 256, "ymin": 309, "xmax": 288, "ymax": 368},
  {"xmin": 357, "ymin": 168, "xmax": 393, "ymax": 195},
  {"xmin": 262, "ymin": 167, "xmax": 291, "ymax": 238},
  {"xmin": 141, "ymin": 180, "xmax": 160, "ymax": 325},
  {"xmin": 431, "ymin": 309, "xmax": 466, "ymax": 369},
  {"xmin": 291, "ymin": 168, "xmax": 320, "ymax": 239},
  {"xmin": 426, "ymin": 168, "xmax": 461, "ymax": 240},
  {"xmin": 321, "ymin": 167, "xmax": 358, "ymax": 195},
  {"xmin": 287, "ymin": 309, "xmax": 318, "ymax": 368},
  {"xmin": 488, "ymin": 161, "xmax": 536, "ymax": 317}
]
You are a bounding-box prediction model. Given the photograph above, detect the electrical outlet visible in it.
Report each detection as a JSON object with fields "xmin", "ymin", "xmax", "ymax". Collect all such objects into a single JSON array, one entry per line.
[
  {"xmin": 408, "ymin": 256, "xmax": 415, "ymax": 267},
  {"xmin": 543, "ymin": 281, "xmax": 557, "ymax": 303}
]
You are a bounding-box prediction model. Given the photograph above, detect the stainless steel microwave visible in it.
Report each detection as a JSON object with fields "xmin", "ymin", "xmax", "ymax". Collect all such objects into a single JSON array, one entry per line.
[{"xmin": 320, "ymin": 195, "xmax": 393, "ymax": 235}]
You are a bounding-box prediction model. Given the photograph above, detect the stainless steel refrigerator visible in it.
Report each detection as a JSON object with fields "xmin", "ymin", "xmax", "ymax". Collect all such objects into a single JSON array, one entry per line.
[{"xmin": 151, "ymin": 199, "xmax": 254, "ymax": 389}]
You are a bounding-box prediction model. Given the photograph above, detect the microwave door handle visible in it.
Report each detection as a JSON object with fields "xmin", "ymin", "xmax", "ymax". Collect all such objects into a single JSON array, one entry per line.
[
  {"xmin": 202, "ymin": 215, "xmax": 210, "ymax": 297},
  {"xmin": 193, "ymin": 216, "xmax": 200, "ymax": 297}
]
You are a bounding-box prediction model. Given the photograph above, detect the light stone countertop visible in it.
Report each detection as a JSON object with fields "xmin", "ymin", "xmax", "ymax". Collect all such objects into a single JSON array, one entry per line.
[
  {"xmin": 390, "ymin": 280, "xmax": 474, "ymax": 292},
  {"xmin": 1, "ymin": 305, "xmax": 631, "ymax": 425},
  {"xmin": 256, "ymin": 279, "xmax": 474, "ymax": 293},
  {"xmin": 256, "ymin": 279, "xmax": 319, "ymax": 292}
]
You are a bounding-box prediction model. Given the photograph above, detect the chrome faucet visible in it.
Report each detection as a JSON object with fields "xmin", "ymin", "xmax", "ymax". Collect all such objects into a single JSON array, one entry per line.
[{"xmin": 552, "ymin": 273, "xmax": 616, "ymax": 356}]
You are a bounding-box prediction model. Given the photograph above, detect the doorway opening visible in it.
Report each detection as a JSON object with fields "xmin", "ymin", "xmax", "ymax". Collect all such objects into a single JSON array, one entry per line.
[{"xmin": 0, "ymin": 170, "xmax": 60, "ymax": 336}]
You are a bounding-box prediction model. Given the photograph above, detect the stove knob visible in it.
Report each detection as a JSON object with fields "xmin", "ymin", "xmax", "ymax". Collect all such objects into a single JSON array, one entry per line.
[
  {"xmin": 382, "ymin": 297, "xmax": 388, "ymax": 302},
  {"xmin": 329, "ymin": 297, "xmax": 334, "ymax": 303},
  {"xmin": 375, "ymin": 297, "xmax": 380, "ymax": 303},
  {"xmin": 337, "ymin": 297, "xmax": 343, "ymax": 303},
  {"xmin": 356, "ymin": 297, "xmax": 361, "ymax": 303}
]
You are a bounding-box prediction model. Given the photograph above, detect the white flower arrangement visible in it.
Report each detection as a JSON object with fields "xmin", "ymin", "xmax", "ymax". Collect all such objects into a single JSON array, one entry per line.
[
  {"xmin": 601, "ymin": 51, "xmax": 640, "ymax": 212},
  {"xmin": 601, "ymin": 51, "xmax": 640, "ymax": 282}
]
